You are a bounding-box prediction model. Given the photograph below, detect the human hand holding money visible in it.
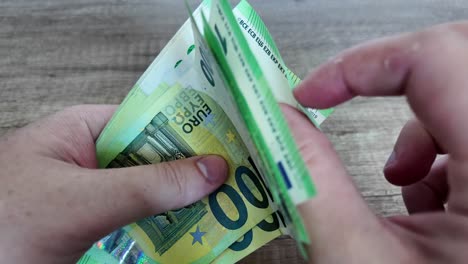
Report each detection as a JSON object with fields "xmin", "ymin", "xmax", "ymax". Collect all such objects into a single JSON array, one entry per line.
[{"xmin": 0, "ymin": 105, "xmax": 228, "ymax": 264}]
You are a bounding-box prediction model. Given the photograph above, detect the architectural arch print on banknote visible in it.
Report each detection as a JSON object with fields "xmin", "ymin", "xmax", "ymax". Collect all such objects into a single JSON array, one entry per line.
[
  {"xmin": 107, "ymin": 112, "xmax": 196, "ymax": 167},
  {"xmin": 106, "ymin": 111, "xmax": 209, "ymax": 256}
]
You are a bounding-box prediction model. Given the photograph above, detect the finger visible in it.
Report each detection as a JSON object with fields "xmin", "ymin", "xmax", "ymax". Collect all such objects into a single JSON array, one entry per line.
[
  {"xmin": 293, "ymin": 33, "xmax": 412, "ymax": 108},
  {"xmin": 294, "ymin": 22, "xmax": 468, "ymax": 158},
  {"xmin": 69, "ymin": 155, "xmax": 227, "ymax": 241},
  {"xmin": 48, "ymin": 104, "xmax": 117, "ymax": 140},
  {"xmin": 281, "ymin": 105, "xmax": 388, "ymax": 260},
  {"xmin": 384, "ymin": 119, "xmax": 440, "ymax": 186},
  {"xmin": 402, "ymin": 157, "xmax": 448, "ymax": 214},
  {"xmin": 23, "ymin": 105, "xmax": 117, "ymax": 168},
  {"xmin": 447, "ymin": 158, "xmax": 468, "ymax": 216}
]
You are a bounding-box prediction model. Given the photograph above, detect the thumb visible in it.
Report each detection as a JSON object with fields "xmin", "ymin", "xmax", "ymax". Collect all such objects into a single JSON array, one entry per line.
[
  {"xmin": 282, "ymin": 105, "xmax": 391, "ymax": 261},
  {"xmin": 74, "ymin": 155, "xmax": 227, "ymax": 241}
]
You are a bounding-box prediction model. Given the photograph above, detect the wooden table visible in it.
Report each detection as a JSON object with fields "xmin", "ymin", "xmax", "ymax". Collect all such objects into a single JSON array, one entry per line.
[{"xmin": 0, "ymin": 0, "xmax": 464, "ymax": 263}]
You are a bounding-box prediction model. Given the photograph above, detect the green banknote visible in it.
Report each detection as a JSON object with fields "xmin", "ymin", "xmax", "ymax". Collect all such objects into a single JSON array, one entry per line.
[
  {"xmin": 212, "ymin": 211, "xmax": 285, "ymax": 264},
  {"xmin": 78, "ymin": 230, "xmax": 154, "ymax": 264},
  {"xmin": 98, "ymin": 81, "xmax": 278, "ymax": 264},
  {"xmin": 80, "ymin": 212, "xmax": 285, "ymax": 264},
  {"xmin": 203, "ymin": 0, "xmax": 312, "ymax": 252},
  {"xmin": 79, "ymin": 0, "xmax": 333, "ymax": 263},
  {"xmin": 232, "ymin": 0, "xmax": 333, "ymax": 126}
]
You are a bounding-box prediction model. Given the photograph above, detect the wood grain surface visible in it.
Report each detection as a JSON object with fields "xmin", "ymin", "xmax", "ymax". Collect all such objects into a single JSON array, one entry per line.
[{"xmin": 0, "ymin": 0, "xmax": 465, "ymax": 263}]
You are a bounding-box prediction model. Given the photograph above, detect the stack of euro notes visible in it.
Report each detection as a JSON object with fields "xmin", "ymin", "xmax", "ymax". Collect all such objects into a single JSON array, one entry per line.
[{"xmin": 78, "ymin": 0, "xmax": 333, "ymax": 263}]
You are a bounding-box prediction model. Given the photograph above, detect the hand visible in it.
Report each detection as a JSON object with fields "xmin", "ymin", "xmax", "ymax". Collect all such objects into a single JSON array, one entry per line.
[
  {"xmin": 286, "ymin": 21, "xmax": 468, "ymax": 263},
  {"xmin": 0, "ymin": 105, "xmax": 228, "ymax": 263}
]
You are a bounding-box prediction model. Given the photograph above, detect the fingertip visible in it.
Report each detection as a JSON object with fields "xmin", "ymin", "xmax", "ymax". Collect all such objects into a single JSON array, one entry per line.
[
  {"xmin": 383, "ymin": 163, "xmax": 407, "ymax": 186},
  {"xmin": 280, "ymin": 103, "xmax": 320, "ymax": 138},
  {"xmin": 382, "ymin": 156, "xmax": 399, "ymax": 185},
  {"xmin": 402, "ymin": 184, "xmax": 445, "ymax": 214},
  {"xmin": 383, "ymin": 151, "xmax": 404, "ymax": 185},
  {"xmin": 294, "ymin": 61, "xmax": 354, "ymax": 109},
  {"xmin": 383, "ymin": 151, "xmax": 434, "ymax": 186},
  {"xmin": 383, "ymin": 119, "xmax": 438, "ymax": 186}
]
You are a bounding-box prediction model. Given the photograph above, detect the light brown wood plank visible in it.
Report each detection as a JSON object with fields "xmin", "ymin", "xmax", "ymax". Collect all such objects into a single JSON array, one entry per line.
[{"xmin": 1, "ymin": 0, "xmax": 465, "ymax": 262}]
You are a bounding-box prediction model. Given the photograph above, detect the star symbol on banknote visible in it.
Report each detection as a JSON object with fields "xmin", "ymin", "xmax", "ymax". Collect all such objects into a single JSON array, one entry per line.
[
  {"xmin": 190, "ymin": 226, "xmax": 206, "ymax": 245},
  {"xmin": 226, "ymin": 130, "xmax": 236, "ymax": 143},
  {"xmin": 204, "ymin": 113, "xmax": 216, "ymax": 127}
]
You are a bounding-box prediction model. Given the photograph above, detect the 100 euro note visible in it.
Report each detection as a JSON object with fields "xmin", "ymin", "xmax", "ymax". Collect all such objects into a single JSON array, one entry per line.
[
  {"xmin": 79, "ymin": 0, "xmax": 332, "ymax": 263},
  {"xmin": 79, "ymin": 212, "xmax": 285, "ymax": 264},
  {"xmin": 203, "ymin": 0, "xmax": 315, "ymax": 255},
  {"xmin": 82, "ymin": 4, "xmax": 277, "ymax": 264},
  {"xmin": 104, "ymin": 82, "xmax": 276, "ymax": 263},
  {"xmin": 211, "ymin": 211, "xmax": 286, "ymax": 264}
]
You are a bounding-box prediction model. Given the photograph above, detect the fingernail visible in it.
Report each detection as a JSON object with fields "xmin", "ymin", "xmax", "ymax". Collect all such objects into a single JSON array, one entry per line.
[
  {"xmin": 384, "ymin": 151, "xmax": 397, "ymax": 169},
  {"xmin": 196, "ymin": 156, "xmax": 228, "ymax": 184}
]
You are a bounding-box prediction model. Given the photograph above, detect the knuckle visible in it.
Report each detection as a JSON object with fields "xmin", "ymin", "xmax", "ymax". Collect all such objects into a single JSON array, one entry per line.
[
  {"xmin": 159, "ymin": 161, "xmax": 187, "ymax": 196},
  {"xmin": 441, "ymin": 22, "xmax": 468, "ymax": 39},
  {"xmin": 64, "ymin": 104, "xmax": 88, "ymax": 113},
  {"xmin": 59, "ymin": 105, "xmax": 93, "ymax": 126},
  {"xmin": 61, "ymin": 105, "xmax": 87, "ymax": 118},
  {"xmin": 419, "ymin": 23, "xmax": 468, "ymax": 54},
  {"xmin": 56, "ymin": 105, "xmax": 93, "ymax": 135},
  {"xmin": 297, "ymin": 133, "xmax": 333, "ymax": 167},
  {"xmin": 51, "ymin": 105, "xmax": 85, "ymax": 129}
]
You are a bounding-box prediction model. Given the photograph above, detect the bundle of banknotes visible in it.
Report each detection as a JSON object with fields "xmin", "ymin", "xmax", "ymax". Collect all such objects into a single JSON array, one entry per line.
[{"xmin": 78, "ymin": 0, "xmax": 333, "ymax": 263}]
